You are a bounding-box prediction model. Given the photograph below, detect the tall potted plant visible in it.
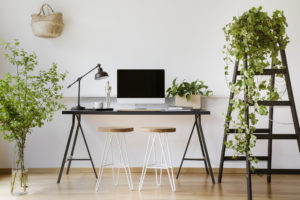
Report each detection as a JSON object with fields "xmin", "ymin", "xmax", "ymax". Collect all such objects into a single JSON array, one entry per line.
[
  {"xmin": 0, "ymin": 40, "xmax": 66, "ymax": 194},
  {"xmin": 223, "ymin": 7, "xmax": 288, "ymax": 168}
]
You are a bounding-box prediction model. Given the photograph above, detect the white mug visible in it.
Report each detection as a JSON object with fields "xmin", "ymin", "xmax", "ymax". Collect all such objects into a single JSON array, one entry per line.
[{"xmin": 94, "ymin": 102, "xmax": 103, "ymax": 109}]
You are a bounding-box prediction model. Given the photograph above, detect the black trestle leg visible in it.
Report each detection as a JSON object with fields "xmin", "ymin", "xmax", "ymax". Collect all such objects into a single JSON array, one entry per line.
[
  {"xmin": 198, "ymin": 128, "xmax": 209, "ymax": 175},
  {"xmin": 176, "ymin": 121, "xmax": 196, "ymax": 179},
  {"xmin": 57, "ymin": 114, "xmax": 75, "ymax": 184},
  {"xmin": 66, "ymin": 117, "xmax": 80, "ymax": 175},
  {"xmin": 76, "ymin": 115, "xmax": 98, "ymax": 179},
  {"xmin": 196, "ymin": 115, "xmax": 215, "ymax": 184}
]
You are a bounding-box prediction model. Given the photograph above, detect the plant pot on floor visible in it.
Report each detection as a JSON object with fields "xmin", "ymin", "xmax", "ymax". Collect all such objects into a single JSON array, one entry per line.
[
  {"xmin": 11, "ymin": 148, "xmax": 28, "ymax": 195},
  {"xmin": 11, "ymin": 168, "xmax": 28, "ymax": 195},
  {"xmin": 175, "ymin": 95, "xmax": 201, "ymax": 109}
]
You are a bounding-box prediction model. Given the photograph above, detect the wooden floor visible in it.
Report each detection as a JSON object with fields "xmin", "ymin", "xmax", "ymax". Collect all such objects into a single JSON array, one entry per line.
[{"xmin": 0, "ymin": 172, "xmax": 300, "ymax": 200}]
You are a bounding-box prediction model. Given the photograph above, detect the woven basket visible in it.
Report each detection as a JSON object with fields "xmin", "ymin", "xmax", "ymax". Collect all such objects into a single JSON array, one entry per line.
[{"xmin": 31, "ymin": 4, "xmax": 64, "ymax": 38}]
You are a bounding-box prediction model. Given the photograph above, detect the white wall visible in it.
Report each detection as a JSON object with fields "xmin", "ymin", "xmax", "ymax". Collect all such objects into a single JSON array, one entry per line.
[{"xmin": 0, "ymin": 0, "xmax": 300, "ymax": 169}]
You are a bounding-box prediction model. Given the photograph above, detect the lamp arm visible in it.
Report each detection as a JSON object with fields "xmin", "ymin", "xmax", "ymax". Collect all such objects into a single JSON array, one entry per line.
[{"xmin": 67, "ymin": 64, "xmax": 101, "ymax": 88}]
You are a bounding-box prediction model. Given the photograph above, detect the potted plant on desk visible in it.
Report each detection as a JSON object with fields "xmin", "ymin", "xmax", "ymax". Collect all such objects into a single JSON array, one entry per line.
[
  {"xmin": 166, "ymin": 78, "xmax": 212, "ymax": 108},
  {"xmin": 0, "ymin": 40, "xmax": 66, "ymax": 195}
]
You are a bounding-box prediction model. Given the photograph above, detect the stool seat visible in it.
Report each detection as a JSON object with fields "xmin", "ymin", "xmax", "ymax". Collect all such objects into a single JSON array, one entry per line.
[
  {"xmin": 140, "ymin": 127, "xmax": 176, "ymax": 133},
  {"xmin": 98, "ymin": 127, "xmax": 134, "ymax": 133}
]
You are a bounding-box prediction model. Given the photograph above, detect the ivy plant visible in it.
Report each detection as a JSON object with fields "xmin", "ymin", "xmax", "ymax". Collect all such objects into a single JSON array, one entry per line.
[
  {"xmin": 166, "ymin": 78, "xmax": 212, "ymax": 101},
  {"xmin": 0, "ymin": 40, "xmax": 66, "ymax": 192},
  {"xmin": 223, "ymin": 7, "xmax": 288, "ymax": 169}
]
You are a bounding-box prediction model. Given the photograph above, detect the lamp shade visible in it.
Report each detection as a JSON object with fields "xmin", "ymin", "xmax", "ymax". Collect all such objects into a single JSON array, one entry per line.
[{"xmin": 95, "ymin": 66, "xmax": 109, "ymax": 80}]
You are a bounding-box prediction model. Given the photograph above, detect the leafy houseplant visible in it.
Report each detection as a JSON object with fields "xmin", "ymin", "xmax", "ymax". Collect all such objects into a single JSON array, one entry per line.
[
  {"xmin": 0, "ymin": 40, "xmax": 66, "ymax": 194},
  {"xmin": 223, "ymin": 7, "xmax": 288, "ymax": 168},
  {"xmin": 166, "ymin": 78, "xmax": 212, "ymax": 108}
]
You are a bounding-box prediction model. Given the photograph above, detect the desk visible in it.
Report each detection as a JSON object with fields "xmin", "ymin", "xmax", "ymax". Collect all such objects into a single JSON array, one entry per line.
[{"xmin": 57, "ymin": 109, "xmax": 215, "ymax": 184}]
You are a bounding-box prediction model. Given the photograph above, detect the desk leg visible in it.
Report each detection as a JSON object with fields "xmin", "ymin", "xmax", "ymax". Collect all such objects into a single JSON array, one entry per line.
[
  {"xmin": 176, "ymin": 121, "xmax": 196, "ymax": 179},
  {"xmin": 57, "ymin": 114, "xmax": 76, "ymax": 184},
  {"xmin": 196, "ymin": 114, "xmax": 215, "ymax": 184},
  {"xmin": 76, "ymin": 115, "xmax": 98, "ymax": 179},
  {"xmin": 66, "ymin": 116, "xmax": 80, "ymax": 174},
  {"xmin": 197, "ymin": 121, "xmax": 209, "ymax": 175},
  {"xmin": 177, "ymin": 116, "xmax": 209, "ymax": 179}
]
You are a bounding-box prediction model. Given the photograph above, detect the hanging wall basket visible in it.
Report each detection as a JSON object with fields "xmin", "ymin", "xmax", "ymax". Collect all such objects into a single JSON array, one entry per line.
[{"xmin": 31, "ymin": 4, "xmax": 64, "ymax": 38}]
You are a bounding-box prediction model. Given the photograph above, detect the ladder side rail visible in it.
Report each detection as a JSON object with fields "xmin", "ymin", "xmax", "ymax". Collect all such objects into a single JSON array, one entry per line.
[
  {"xmin": 280, "ymin": 50, "xmax": 300, "ymax": 151},
  {"xmin": 218, "ymin": 60, "xmax": 239, "ymax": 183}
]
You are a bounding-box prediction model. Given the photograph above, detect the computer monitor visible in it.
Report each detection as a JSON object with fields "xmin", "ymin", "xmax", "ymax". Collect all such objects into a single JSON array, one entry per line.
[{"xmin": 117, "ymin": 69, "xmax": 165, "ymax": 104}]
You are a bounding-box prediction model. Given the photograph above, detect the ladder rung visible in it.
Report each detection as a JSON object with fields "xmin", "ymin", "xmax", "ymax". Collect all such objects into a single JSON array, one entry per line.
[
  {"xmin": 228, "ymin": 128, "xmax": 269, "ymax": 133},
  {"xmin": 236, "ymin": 69, "xmax": 287, "ymax": 75},
  {"xmin": 255, "ymin": 134, "xmax": 297, "ymax": 139},
  {"xmin": 257, "ymin": 101, "xmax": 291, "ymax": 106},
  {"xmin": 183, "ymin": 158, "xmax": 205, "ymax": 161},
  {"xmin": 252, "ymin": 169, "xmax": 300, "ymax": 174},
  {"xmin": 240, "ymin": 101, "xmax": 291, "ymax": 106},
  {"xmin": 224, "ymin": 156, "xmax": 268, "ymax": 161}
]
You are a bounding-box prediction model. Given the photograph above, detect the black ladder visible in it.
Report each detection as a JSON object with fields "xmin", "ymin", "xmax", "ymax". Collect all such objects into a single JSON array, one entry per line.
[{"xmin": 218, "ymin": 50, "xmax": 300, "ymax": 200}]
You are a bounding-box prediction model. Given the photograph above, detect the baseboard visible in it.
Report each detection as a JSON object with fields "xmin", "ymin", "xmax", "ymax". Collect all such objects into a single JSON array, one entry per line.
[
  {"xmin": 0, "ymin": 168, "xmax": 11, "ymax": 175},
  {"xmin": 0, "ymin": 167, "xmax": 246, "ymax": 175}
]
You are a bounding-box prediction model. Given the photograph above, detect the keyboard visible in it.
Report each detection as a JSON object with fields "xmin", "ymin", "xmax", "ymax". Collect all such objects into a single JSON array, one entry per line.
[{"xmin": 117, "ymin": 109, "xmax": 163, "ymax": 112}]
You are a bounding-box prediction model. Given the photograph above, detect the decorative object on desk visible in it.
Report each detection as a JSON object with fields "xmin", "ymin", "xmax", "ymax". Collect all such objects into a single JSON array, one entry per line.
[
  {"xmin": 67, "ymin": 64, "xmax": 108, "ymax": 110},
  {"xmin": 166, "ymin": 78, "xmax": 212, "ymax": 109},
  {"xmin": 0, "ymin": 39, "xmax": 66, "ymax": 195},
  {"xmin": 31, "ymin": 3, "xmax": 64, "ymax": 38},
  {"xmin": 93, "ymin": 102, "xmax": 104, "ymax": 109},
  {"xmin": 86, "ymin": 108, "xmax": 114, "ymax": 111},
  {"xmin": 105, "ymin": 81, "xmax": 112, "ymax": 108},
  {"xmin": 222, "ymin": 6, "xmax": 288, "ymax": 168}
]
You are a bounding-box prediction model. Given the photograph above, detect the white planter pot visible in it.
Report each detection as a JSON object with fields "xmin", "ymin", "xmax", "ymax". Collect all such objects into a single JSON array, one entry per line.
[{"xmin": 175, "ymin": 95, "xmax": 201, "ymax": 109}]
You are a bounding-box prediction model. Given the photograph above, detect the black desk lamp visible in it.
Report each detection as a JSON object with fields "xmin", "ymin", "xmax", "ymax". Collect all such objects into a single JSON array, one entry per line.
[{"xmin": 67, "ymin": 64, "xmax": 109, "ymax": 110}]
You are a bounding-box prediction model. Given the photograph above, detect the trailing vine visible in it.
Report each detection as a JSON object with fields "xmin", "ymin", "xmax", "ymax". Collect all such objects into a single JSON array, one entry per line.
[{"xmin": 223, "ymin": 7, "xmax": 289, "ymax": 169}]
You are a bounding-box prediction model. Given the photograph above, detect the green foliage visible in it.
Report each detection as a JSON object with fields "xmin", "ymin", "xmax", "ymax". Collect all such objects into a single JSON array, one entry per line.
[
  {"xmin": 166, "ymin": 78, "xmax": 212, "ymax": 101},
  {"xmin": 223, "ymin": 6, "xmax": 288, "ymax": 167},
  {"xmin": 0, "ymin": 39, "xmax": 66, "ymax": 183}
]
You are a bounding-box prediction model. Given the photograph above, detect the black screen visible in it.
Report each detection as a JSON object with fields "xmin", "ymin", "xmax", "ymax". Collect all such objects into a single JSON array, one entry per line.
[{"xmin": 117, "ymin": 69, "xmax": 165, "ymax": 98}]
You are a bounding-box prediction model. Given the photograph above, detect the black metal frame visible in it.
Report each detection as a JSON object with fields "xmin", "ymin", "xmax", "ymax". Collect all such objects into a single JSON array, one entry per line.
[
  {"xmin": 218, "ymin": 50, "xmax": 300, "ymax": 200},
  {"xmin": 57, "ymin": 109, "xmax": 215, "ymax": 184},
  {"xmin": 176, "ymin": 114, "xmax": 215, "ymax": 184},
  {"xmin": 57, "ymin": 114, "xmax": 98, "ymax": 184}
]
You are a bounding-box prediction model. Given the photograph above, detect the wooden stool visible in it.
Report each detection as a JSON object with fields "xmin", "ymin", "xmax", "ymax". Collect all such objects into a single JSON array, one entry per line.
[
  {"xmin": 139, "ymin": 127, "xmax": 176, "ymax": 191},
  {"xmin": 95, "ymin": 127, "xmax": 134, "ymax": 191}
]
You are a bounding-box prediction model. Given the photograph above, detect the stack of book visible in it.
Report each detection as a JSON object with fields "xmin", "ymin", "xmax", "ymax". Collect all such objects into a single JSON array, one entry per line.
[{"xmin": 167, "ymin": 106, "xmax": 193, "ymax": 111}]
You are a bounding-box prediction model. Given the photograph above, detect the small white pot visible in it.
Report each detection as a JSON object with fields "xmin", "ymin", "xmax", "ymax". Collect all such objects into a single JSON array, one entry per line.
[{"xmin": 175, "ymin": 94, "xmax": 201, "ymax": 109}]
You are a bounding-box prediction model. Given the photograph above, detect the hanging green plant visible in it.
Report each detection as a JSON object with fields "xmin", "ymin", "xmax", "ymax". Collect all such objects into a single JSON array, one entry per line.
[{"xmin": 223, "ymin": 6, "xmax": 289, "ymax": 169}]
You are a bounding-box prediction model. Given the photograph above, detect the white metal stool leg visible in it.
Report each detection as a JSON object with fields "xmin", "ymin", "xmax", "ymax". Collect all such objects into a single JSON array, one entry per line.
[
  {"xmin": 162, "ymin": 133, "xmax": 176, "ymax": 191},
  {"xmin": 138, "ymin": 135, "xmax": 151, "ymax": 191},
  {"xmin": 120, "ymin": 134, "xmax": 134, "ymax": 190},
  {"xmin": 96, "ymin": 134, "xmax": 113, "ymax": 191},
  {"xmin": 96, "ymin": 133, "xmax": 133, "ymax": 191},
  {"xmin": 111, "ymin": 135, "xmax": 120, "ymax": 186},
  {"xmin": 116, "ymin": 134, "xmax": 133, "ymax": 190},
  {"xmin": 154, "ymin": 141, "xmax": 162, "ymax": 186},
  {"xmin": 138, "ymin": 134, "xmax": 156, "ymax": 191},
  {"xmin": 139, "ymin": 133, "xmax": 176, "ymax": 191},
  {"xmin": 158, "ymin": 133, "xmax": 176, "ymax": 191}
]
